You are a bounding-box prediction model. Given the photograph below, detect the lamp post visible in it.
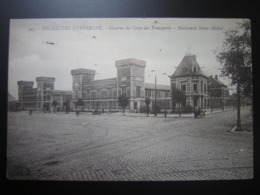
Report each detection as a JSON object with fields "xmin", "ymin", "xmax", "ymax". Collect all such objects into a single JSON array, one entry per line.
[
  {"xmin": 163, "ymin": 73, "xmax": 168, "ymax": 117},
  {"xmin": 151, "ymin": 70, "xmax": 157, "ymax": 116},
  {"xmin": 90, "ymin": 72, "xmax": 98, "ymax": 112}
]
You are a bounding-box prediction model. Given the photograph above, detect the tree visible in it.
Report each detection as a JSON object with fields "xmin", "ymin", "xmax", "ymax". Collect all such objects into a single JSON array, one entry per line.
[
  {"xmin": 118, "ymin": 93, "xmax": 129, "ymax": 116},
  {"xmin": 52, "ymin": 100, "xmax": 58, "ymax": 113},
  {"xmin": 63, "ymin": 100, "xmax": 70, "ymax": 114},
  {"xmin": 145, "ymin": 97, "xmax": 151, "ymax": 116},
  {"xmin": 43, "ymin": 102, "xmax": 50, "ymax": 113},
  {"xmin": 172, "ymin": 87, "xmax": 186, "ymax": 117},
  {"xmin": 214, "ymin": 20, "xmax": 252, "ymax": 131},
  {"xmin": 76, "ymin": 98, "xmax": 84, "ymax": 110}
]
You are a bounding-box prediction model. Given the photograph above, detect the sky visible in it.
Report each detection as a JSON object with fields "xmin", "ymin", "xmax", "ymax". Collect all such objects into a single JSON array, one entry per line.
[{"xmin": 8, "ymin": 18, "xmax": 245, "ymax": 99}]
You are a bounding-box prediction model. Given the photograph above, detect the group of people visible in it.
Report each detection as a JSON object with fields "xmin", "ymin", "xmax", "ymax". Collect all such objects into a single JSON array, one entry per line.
[{"xmin": 193, "ymin": 106, "xmax": 205, "ymax": 119}]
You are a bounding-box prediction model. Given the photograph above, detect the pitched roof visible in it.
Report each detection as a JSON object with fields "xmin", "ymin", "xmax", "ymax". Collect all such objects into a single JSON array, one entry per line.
[
  {"xmin": 8, "ymin": 92, "xmax": 16, "ymax": 101},
  {"xmin": 145, "ymin": 83, "xmax": 170, "ymax": 91},
  {"xmin": 208, "ymin": 76, "xmax": 227, "ymax": 87},
  {"xmin": 172, "ymin": 55, "xmax": 207, "ymax": 78}
]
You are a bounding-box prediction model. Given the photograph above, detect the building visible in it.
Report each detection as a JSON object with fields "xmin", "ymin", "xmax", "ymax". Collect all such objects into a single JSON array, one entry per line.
[
  {"xmin": 17, "ymin": 77, "xmax": 72, "ymax": 111},
  {"xmin": 208, "ymin": 75, "xmax": 231, "ymax": 108},
  {"xmin": 16, "ymin": 56, "xmax": 229, "ymax": 113},
  {"xmin": 170, "ymin": 54, "xmax": 209, "ymax": 108},
  {"xmin": 17, "ymin": 58, "xmax": 171, "ymax": 112},
  {"xmin": 71, "ymin": 58, "xmax": 171, "ymax": 112},
  {"xmin": 8, "ymin": 91, "xmax": 18, "ymax": 111}
]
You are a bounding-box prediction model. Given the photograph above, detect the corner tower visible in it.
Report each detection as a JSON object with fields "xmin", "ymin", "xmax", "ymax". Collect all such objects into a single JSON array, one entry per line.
[
  {"xmin": 36, "ymin": 76, "xmax": 55, "ymax": 110},
  {"xmin": 17, "ymin": 81, "xmax": 34, "ymax": 109},
  {"xmin": 71, "ymin": 68, "xmax": 96, "ymax": 101},
  {"xmin": 115, "ymin": 58, "xmax": 146, "ymax": 111}
]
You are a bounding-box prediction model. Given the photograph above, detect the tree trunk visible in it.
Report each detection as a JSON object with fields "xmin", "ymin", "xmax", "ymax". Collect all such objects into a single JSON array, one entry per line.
[
  {"xmin": 236, "ymin": 84, "xmax": 242, "ymax": 131},
  {"xmin": 179, "ymin": 104, "xmax": 181, "ymax": 117}
]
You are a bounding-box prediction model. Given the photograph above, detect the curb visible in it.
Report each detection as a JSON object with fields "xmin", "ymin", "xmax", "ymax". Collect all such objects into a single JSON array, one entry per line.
[{"xmin": 229, "ymin": 126, "xmax": 253, "ymax": 134}]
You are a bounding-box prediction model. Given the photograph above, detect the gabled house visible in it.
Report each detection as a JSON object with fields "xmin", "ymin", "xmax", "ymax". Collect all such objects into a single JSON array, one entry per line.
[
  {"xmin": 208, "ymin": 75, "xmax": 230, "ymax": 108},
  {"xmin": 170, "ymin": 54, "xmax": 209, "ymax": 108}
]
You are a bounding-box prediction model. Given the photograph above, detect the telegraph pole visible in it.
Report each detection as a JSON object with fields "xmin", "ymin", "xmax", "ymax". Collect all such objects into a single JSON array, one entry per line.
[{"xmin": 155, "ymin": 75, "xmax": 157, "ymax": 116}]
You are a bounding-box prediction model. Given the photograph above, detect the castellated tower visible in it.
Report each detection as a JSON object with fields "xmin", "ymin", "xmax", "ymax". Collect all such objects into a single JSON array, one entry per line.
[
  {"xmin": 36, "ymin": 76, "xmax": 55, "ymax": 110},
  {"xmin": 115, "ymin": 58, "xmax": 146, "ymax": 111},
  {"xmin": 17, "ymin": 81, "xmax": 34, "ymax": 105},
  {"xmin": 71, "ymin": 68, "xmax": 96, "ymax": 101}
]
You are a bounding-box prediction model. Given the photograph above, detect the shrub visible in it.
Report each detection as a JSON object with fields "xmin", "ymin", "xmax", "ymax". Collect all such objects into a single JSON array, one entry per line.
[{"xmin": 182, "ymin": 105, "xmax": 193, "ymax": 113}]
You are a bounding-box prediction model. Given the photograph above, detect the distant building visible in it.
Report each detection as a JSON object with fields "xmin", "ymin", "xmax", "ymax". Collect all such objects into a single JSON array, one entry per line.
[
  {"xmin": 17, "ymin": 58, "xmax": 171, "ymax": 112},
  {"xmin": 170, "ymin": 54, "xmax": 209, "ymax": 108},
  {"xmin": 8, "ymin": 92, "xmax": 18, "ymax": 111},
  {"xmin": 208, "ymin": 75, "xmax": 230, "ymax": 108},
  {"xmin": 17, "ymin": 77, "xmax": 72, "ymax": 111}
]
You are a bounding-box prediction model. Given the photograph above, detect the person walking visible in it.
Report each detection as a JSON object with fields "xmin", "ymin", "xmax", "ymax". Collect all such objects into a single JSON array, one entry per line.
[{"xmin": 194, "ymin": 106, "xmax": 198, "ymax": 119}]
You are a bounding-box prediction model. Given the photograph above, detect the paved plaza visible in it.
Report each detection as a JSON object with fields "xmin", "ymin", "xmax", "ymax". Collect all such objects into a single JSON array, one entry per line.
[{"xmin": 6, "ymin": 107, "xmax": 253, "ymax": 181}]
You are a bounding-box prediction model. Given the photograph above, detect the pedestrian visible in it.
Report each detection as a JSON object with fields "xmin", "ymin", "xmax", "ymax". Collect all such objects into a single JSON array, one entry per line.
[{"xmin": 194, "ymin": 106, "xmax": 198, "ymax": 119}]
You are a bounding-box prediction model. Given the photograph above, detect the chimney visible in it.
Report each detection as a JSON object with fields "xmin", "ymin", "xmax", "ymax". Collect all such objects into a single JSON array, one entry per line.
[{"xmin": 215, "ymin": 75, "xmax": 218, "ymax": 80}]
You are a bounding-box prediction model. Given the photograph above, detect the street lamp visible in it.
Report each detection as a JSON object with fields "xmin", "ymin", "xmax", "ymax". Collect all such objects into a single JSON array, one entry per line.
[
  {"xmin": 92, "ymin": 72, "xmax": 98, "ymax": 111},
  {"xmin": 163, "ymin": 73, "xmax": 168, "ymax": 117},
  {"xmin": 151, "ymin": 70, "xmax": 157, "ymax": 116}
]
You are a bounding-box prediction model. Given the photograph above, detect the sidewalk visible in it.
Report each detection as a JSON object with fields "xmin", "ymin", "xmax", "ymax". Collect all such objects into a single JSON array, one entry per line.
[{"xmin": 111, "ymin": 107, "xmax": 236, "ymax": 118}]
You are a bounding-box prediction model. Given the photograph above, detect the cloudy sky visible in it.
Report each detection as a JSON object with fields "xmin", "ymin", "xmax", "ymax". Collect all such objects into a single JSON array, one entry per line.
[{"xmin": 8, "ymin": 18, "xmax": 244, "ymax": 99}]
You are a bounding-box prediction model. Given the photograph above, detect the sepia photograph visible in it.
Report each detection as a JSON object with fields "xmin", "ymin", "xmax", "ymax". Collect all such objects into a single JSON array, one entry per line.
[{"xmin": 7, "ymin": 18, "xmax": 253, "ymax": 181}]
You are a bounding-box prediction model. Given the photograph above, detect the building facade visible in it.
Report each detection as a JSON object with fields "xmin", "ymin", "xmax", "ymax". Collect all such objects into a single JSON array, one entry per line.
[
  {"xmin": 16, "ymin": 56, "xmax": 229, "ymax": 113},
  {"xmin": 17, "ymin": 77, "xmax": 72, "ymax": 111},
  {"xmin": 208, "ymin": 75, "xmax": 231, "ymax": 108},
  {"xmin": 71, "ymin": 58, "xmax": 171, "ymax": 112},
  {"xmin": 170, "ymin": 54, "xmax": 209, "ymax": 108}
]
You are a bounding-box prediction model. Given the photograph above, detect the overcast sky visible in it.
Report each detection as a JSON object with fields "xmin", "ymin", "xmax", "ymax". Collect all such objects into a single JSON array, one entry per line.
[{"xmin": 8, "ymin": 18, "xmax": 244, "ymax": 99}]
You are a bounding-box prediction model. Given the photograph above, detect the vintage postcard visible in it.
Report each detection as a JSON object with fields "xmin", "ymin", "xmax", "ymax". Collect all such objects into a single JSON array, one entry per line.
[{"xmin": 7, "ymin": 18, "xmax": 253, "ymax": 181}]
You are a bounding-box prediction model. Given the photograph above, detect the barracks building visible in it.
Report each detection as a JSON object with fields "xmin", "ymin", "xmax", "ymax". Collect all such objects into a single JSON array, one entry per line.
[{"xmin": 16, "ymin": 55, "xmax": 229, "ymax": 112}]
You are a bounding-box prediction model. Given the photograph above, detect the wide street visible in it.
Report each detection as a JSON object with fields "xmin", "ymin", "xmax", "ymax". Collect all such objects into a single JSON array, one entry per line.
[{"xmin": 7, "ymin": 106, "xmax": 253, "ymax": 181}]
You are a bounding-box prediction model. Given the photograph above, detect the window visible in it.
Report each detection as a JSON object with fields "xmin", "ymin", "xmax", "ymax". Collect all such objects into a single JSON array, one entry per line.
[
  {"xmin": 204, "ymin": 83, "xmax": 207, "ymax": 93},
  {"xmin": 108, "ymin": 89, "xmax": 112, "ymax": 97},
  {"xmin": 145, "ymin": 90, "xmax": 151, "ymax": 97},
  {"xmin": 121, "ymin": 77, "xmax": 127, "ymax": 81},
  {"xmin": 97, "ymin": 90, "xmax": 100, "ymax": 98},
  {"xmin": 87, "ymin": 90, "xmax": 90, "ymax": 98},
  {"xmin": 193, "ymin": 84, "xmax": 197, "ymax": 92},
  {"xmin": 134, "ymin": 102, "xmax": 138, "ymax": 109},
  {"xmin": 122, "ymin": 87, "xmax": 127, "ymax": 95},
  {"xmin": 91, "ymin": 91, "xmax": 96, "ymax": 98},
  {"xmin": 181, "ymin": 83, "xmax": 186, "ymax": 92},
  {"xmin": 183, "ymin": 68, "xmax": 187, "ymax": 72},
  {"xmin": 118, "ymin": 90, "xmax": 122, "ymax": 96},
  {"xmin": 156, "ymin": 91, "xmax": 160, "ymax": 98},
  {"xmin": 136, "ymin": 77, "xmax": 142, "ymax": 81},
  {"xmin": 201, "ymin": 81, "xmax": 203, "ymax": 92},
  {"xmin": 127, "ymin": 89, "xmax": 130, "ymax": 97},
  {"xmin": 136, "ymin": 86, "xmax": 141, "ymax": 97},
  {"xmin": 113, "ymin": 90, "xmax": 117, "ymax": 97}
]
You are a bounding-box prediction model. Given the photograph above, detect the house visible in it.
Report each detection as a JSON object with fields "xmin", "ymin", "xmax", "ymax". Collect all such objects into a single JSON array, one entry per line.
[
  {"xmin": 208, "ymin": 75, "xmax": 230, "ymax": 108},
  {"xmin": 170, "ymin": 54, "xmax": 209, "ymax": 108}
]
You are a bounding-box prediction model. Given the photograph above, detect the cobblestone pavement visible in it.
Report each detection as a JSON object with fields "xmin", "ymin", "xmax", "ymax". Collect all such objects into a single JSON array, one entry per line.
[{"xmin": 6, "ymin": 106, "xmax": 253, "ymax": 181}]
